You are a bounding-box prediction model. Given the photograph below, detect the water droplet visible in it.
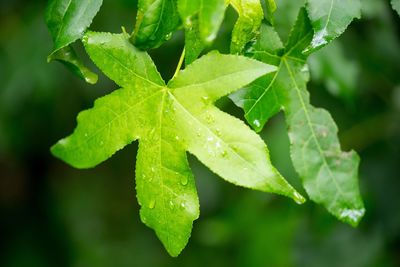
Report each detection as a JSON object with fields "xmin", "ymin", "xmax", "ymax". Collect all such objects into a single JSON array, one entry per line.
[
  {"xmin": 310, "ymin": 28, "xmax": 328, "ymax": 49},
  {"xmin": 151, "ymin": 167, "xmax": 156, "ymax": 173},
  {"xmin": 84, "ymin": 133, "xmax": 88, "ymax": 137},
  {"xmin": 206, "ymin": 113, "xmax": 215, "ymax": 124},
  {"xmin": 319, "ymin": 129, "xmax": 328, "ymax": 138},
  {"xmin": 220, "ymin": 150, "xmax": 228, "ymax": 157},
  {"xmin": 339, "ymin": 208, "xmax": 365, "ymax": 225},
  {"xmin": 201, "ymin": 96, "xmax": 210, "ymax": 104},
  {"xmin": 99, "ymin": 141, "xmax": 104, "ymax": 146},
  {"xmin": 181, "ymin": 202, "xmax": 186, "ymax": 208},
  {"xmin": 148, "ymin": 199, "xmax": 156, "ymax": 209},
  {"xmin": 169, "ymin": 200, "xmax": 174, "ymax": 209},
  {"xmin": 165, "ymin": 32, "xmax": 172, "ymax": 40},
  {"xmin": 185, "ymin": 17, "xmax": 192, "ymax": 27},
  {"xmin": 205, "ymin": 32, "xmax": 217, "ymax": 43},
  {"xmin": 253, "ymin": 120, "xmax": 261, "ymax": 128},
  {"xmin": 196, "ymin": 131, "xmax": 202, "ymax": 137},
  {"xmin": 215, "ymin": 128, "xmax": 222, "ymax": 137},
  {"xmin": 293, "ymin": 192, "xmax": 305, "ymax": 205},
  {"xmin": 175, "ymin": 135, "xmax": 180, "ymax": 141},
  {"xmin": 180, "ymin": 176, "xmax": 188, "ymax": 186}
]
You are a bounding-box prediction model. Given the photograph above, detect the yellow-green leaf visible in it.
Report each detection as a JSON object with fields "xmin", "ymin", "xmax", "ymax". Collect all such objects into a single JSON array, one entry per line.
[{"xmin": 51, "ymin": 32, "xmax": 304, "ymax": 256}]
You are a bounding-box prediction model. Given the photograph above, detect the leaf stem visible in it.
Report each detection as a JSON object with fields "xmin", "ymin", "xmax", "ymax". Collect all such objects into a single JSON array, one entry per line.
[{"xmin": 173, "ymin": 48, "xmax": 185, "ymax": 79}]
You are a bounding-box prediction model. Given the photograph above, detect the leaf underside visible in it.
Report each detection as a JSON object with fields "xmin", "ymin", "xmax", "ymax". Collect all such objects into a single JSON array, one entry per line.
[
  {"xmin": 52, "ymin": 32, "xmax": 305, "ymax": 256},
  {"xmin": 231, "ymin": 8, "xmax": 364, "ymax": 226}
]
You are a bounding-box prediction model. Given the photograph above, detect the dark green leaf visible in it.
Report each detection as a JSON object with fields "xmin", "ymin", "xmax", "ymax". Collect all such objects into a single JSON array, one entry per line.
[
  {"xmin": 231, "ymin": 8, "xmax": 365, "ymax": 226},
  {"xmin": 133, "ymin": 0, "xmax": 180, "ymax": 49},
  {"xmin": 48, "ymin": 46, "xmax": 98, "ymax": 84},
  {"xmin": 305, "ymin": 0, "xmax": 361, "ymax": 53},
  {"xmin": 262, "ymin": 0, "xmax": 277, "ymax": 25},
  {"xmin": 45, "ymin": 0, "xmax": 102, "ymax": 83},
  {"xmin": 178, "ymin": 0, "xmax": 227, "ymax": 64}
]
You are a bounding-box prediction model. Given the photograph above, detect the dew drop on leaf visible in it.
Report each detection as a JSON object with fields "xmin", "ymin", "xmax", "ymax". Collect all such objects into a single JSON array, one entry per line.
[
  {"xmin": 185, "ymin": 17, "xmax": 192, "ymax": 27},
  {"xmin": 165, "ymin": 32, "xmax": 172, "ymax": 40},
  {"xmin": 148, "ymin": 199, "xmax": 156, "ymax": 209},
  {"xmin": 180, "ymin": 176, "xmax": 188, "ymax": 186},
  {"xmin": 206, "ymin": 113, "xmax": 215, "ymax": 124},
  {"xmin": 201, "ymin": 96, "xmax": 210, "ymax": 104},
  {"xmin": 220, "ymin": 150, "xmax": 228, "ymax": 157},
  {"xmin": 293, "ymin": 192, "xmax": 306, "ymax": 204}
]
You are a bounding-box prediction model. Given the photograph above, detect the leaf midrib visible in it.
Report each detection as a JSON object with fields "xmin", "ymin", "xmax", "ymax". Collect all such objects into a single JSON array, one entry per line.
[
  {"xmin": 54, "ymin": 0, "xmax": 73, "ymax": 45},
  {"xmin": 66, "ymin": 90, "xmax": 163, "ymax": 152},
  {"xmin": 244, "ymin": 29, "xmax": 313, "ymax": 118},
  {"xmin": 282, "ymin": 57, "xmax": 345, "ymax": 199},
  {"xmin": 98, "ymin": 45, "xmax": 165, "ymax": 88},
  {"xmin": 168, "ymin": 91, "xmax": 274, "ymax": 185}
]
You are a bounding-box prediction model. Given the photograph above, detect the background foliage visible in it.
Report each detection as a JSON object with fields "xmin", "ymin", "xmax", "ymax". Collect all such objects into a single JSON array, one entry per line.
[{"xmin": 0, "ymin": 0, "xmax": 400, "ymax": 266}]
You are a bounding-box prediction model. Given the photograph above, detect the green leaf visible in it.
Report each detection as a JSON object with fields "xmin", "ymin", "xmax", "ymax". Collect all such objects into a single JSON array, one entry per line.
[
  {"xmin": 178, "ymin": 0, "xmax": 227, "ymax": 64},
  {"xmin": 133, "ymin": 0, "xmax": 180, "ymax": 49},
  {"xmin": 48, "ymin": 46, "xmax": 98, "ymax": 84},
  {"xmin": 51, "ymin": 32, "xmax": 305, "ymax": 256},
  {"xmin": 305, "ymin": 0, "xmax": 361, "ymax": 52},
  {"xmin": 231, "ymin": 8, "xmax": 365, "ymax": 226},
  {"xmin": 230, "ymin": 0, "xmax": 264, "ymax": 54},
  {"xmin": 45, "ymin": 0, "xmax": 102, "ymax": 83},
  {"xmin": 262, "ymin": 0, "xmax": 277, "ymax": 24},
  {"xmin": 230, "ymin": 23, "xmax": 286, "ymax": 132},
  {"xmin": 391, "ymin": 0, "xmax": 400, "ymax": 16},
  {"xmin": 184, "ymin": 18, "xmax": 206, "ymax": 65}
]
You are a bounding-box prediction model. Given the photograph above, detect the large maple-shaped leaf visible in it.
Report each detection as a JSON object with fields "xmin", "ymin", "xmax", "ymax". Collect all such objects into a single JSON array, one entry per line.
[
  {"xmin": 51, "ymin": 32, "xmax": 304, "ymax": 256},
  {"xmin": 231, "ymin": 8, "xmax": 365, "ymax": 226},
  {"xmin": 45, "ymin": 0, "xmax": 103, "ymax": 84},
  {"xmin": 305, "ymin": 0, "xmax": 361, "ymax": 52}
]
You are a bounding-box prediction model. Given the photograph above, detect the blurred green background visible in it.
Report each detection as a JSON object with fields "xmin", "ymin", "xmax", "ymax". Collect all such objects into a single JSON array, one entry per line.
[{"xmin": 1, "ymin": 0, "xmax": 400, "ymax": 266}]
